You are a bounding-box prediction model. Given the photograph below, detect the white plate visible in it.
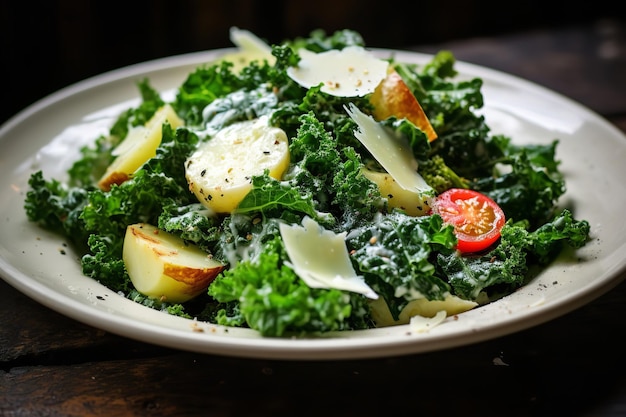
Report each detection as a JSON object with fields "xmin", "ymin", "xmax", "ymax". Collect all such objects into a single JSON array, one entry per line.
[{"xmin": 1, "ymin": 48, "xmax": 625, "ymax": 360}]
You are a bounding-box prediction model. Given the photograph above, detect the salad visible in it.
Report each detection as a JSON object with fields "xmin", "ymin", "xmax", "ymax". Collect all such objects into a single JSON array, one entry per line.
[{"xmin": 24, "ymin": 27, "xmax": 591, "ymax": 337}]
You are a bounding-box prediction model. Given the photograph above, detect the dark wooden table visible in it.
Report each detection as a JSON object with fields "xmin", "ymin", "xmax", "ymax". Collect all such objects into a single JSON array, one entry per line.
[{"xmin": 2, "ymin": 19, "xmax": 626, "ymax": 417}]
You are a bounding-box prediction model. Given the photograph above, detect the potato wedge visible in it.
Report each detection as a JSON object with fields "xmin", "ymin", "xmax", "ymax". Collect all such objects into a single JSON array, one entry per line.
[
  {"xmin": 185, "ymin": 115, "xmax": 290, "ymax": 214},
  {"xmin": 98, "ymin": 104, "xmax": 184, "ymax": 191},
  {"xmin": 123, "ymin": 223, "xmax": 225, "ymax": 303},
  {"xmin": 370, "ymin": 68, "xmax": 437, "ymax": 141},
  {"xmin": 362, "ymin": 167, "xmax": 430, "ymax": 216}
]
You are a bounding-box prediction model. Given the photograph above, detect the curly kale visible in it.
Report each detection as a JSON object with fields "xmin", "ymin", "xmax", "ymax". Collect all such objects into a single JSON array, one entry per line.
[
  {"xmin": 471, "ymin": 141, "xmax": 566, "ymax": 227},
  {"xmin": 24, "ymin": 171, "xmax": 91, "ymax": 251},
  {"xmin": 397, "ymin": 51, "xmax": 567, "ymax": 227},
  {"xmin": 173, "ymin": 61, "xmax": 247, "ymax": 126},
  {"xmin": 437, "ymin": 209, "xmax": 591, "ymax": 301},
  {"xmin": 208, "ymin": 236, "xmax": 371, "ymax": 337},
  {"xmin": 287, "ymin": 28, "xmax": 366, "ymax": 53},
  {"xmin": 157, "ymin": 203, "xmax": 222, "ymax": 254},
  {"xmin": 347, "ymin": 212, "xmax": 457, "ymax": 320}
]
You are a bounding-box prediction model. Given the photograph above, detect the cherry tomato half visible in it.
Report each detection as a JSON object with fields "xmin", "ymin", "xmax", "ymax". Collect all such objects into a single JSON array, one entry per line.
[{"xmin": 431, "ymin": 188, "xmax": 505, "ymax": 253}]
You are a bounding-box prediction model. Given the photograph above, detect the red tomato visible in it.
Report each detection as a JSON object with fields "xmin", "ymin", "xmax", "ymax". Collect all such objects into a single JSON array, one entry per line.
[{"xmin": 431, "ymin": 188, "xmax": 505, "ymax": 253}]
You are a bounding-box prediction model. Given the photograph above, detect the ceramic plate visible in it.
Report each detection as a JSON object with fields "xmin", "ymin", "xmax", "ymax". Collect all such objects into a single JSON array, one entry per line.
[{"xmin": 1, "ymin": 48, "xmax": 625, "ymax": 360}]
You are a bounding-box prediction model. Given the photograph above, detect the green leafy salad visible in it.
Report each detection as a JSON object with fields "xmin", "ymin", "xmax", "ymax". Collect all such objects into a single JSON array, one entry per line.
[{"xmin": 24, "ymin": 28, "xmax": 591, "ymax": 337}]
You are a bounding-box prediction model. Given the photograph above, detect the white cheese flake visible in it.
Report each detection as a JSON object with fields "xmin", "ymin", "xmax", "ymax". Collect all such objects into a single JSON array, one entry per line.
[
  {"xmin": 345, "ymin": 103, "xmax": 433, "ymax": 195},
  {"xmin": 409, "ymin": 310, "xmax": 447, "ymax": 333},
  {"xmin": 279, "ymin": 217, "xmax": 378, "ymax": 299},
  {"xmin": 229, "ymin": 27, "xmax": 272, "ymax": 55},
  {"xmin": 287, "ymin": 46, "xmax": 389, "ymax": 97},
  {"xmin": 218, "ymin": 27, "xmax": 275, "ymax": 72}
]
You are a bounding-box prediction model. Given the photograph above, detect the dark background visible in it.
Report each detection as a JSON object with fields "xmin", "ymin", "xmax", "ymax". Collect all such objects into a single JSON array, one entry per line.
[{"xmin": 1, "ymin": 0, "xmax": 624, "ymax": 125}]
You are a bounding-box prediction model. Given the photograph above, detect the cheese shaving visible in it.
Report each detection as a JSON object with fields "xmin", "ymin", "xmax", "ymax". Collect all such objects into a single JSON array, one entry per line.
[
  {"xmin": 279, "ymin": 217, "xmax": 378, "ymax": 299},
  {"xmin": 287, "ymin": 46, "xmax": 388, "ymax": 97}
]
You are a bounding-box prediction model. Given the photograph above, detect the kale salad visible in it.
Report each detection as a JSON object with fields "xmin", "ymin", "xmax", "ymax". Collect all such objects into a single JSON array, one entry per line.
[{"xmin": 24, "ymin": 28, "xmax": 591, "ymax": 337}]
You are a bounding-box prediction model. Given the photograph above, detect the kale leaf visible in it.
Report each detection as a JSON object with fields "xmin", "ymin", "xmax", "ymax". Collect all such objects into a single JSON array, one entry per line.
[
  {"xmin": 24, "ymin": 171, "xmax": 91, "ymax": 252},
  {"xmin": 208, "ymin": 236, "xmax": 370, "ymax": 337},
  {"xmin": 438, "ymin": 209, "xmax": 591, "ymax": 301},
  {"xmin": 347, "ymin": 212, "xmax": 457, "ymax": 320}
]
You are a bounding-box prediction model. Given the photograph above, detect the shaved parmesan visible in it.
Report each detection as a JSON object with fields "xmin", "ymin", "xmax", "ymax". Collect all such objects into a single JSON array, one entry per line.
[
  {"xmin": 229, "ymin": 27, "xmax": 272, "ymax": 54},
  {"xmin": 345, "ymin": 103, "xmax": 433, "ymax": 200},
  {"xmin": 368, "ymin": 295, "xmax": 476, "ymax": 327},
  {"xmin": 279, "ymin": 217, "xmax": 378, "ymax": 299},
  {"xmin": 287, "ymin": 46, "xmax": 389, "ymax": 97},
  {"xmin": 409, "ymin": 310, "xmax": 447, "ymax": 333},
  {"xmin": 218, "ymin": 27, "xmax": 275, "ymax": 71}
]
